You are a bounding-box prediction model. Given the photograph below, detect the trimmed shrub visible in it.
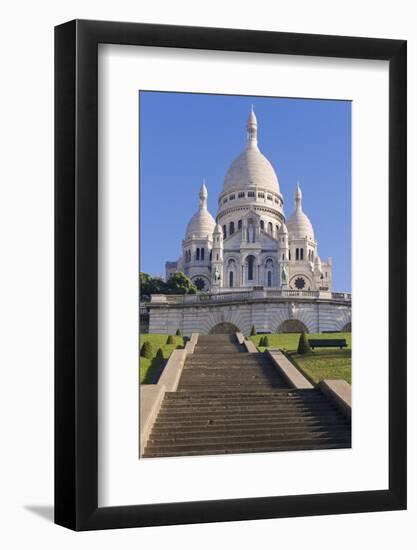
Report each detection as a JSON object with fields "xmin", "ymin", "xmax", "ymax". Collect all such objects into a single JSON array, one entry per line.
[
  {"xmin": 156, "ymin": 348, "xmax": 164, "ymax": 359},
  {"xmin": 250, "ymin": 325, "xmax": 257, "ymax": 336},
  {"xmin": 259, "ymin": 336, "xmax": 265, "ymax": 347},
  {"xmin": 263, "ymin": 336, "xmax": 270, "ymax": 347},
  {"xmin": 175, "ymin": 328, "xmax": 182, "ymax": 336},
  {"xmin": 166, "ymin": 335, "xmax": 175, "ymax": 345},
  {"xmin": 140, "ymin": 341, "xmax": 153, "ymax": 359},
  {"xmin": 297, "ymin": 332, "xmax": 311, "ymax": 355}
]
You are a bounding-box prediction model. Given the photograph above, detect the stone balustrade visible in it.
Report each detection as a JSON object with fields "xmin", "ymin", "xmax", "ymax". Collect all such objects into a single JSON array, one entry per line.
[{"xmin": 150, "ymin": 289, "xmax": 351, "ymax": 305}]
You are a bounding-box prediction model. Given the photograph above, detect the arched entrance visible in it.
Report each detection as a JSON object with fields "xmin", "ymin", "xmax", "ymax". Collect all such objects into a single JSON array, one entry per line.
[
  {"xmin": 341, "ymin": 322, "xmax": 352, "ymax": 332},
  {"xmin": 277, "ymin": 319, "xmax": 309, "ymax": 333},
  {"xmin": 209, "ymin": 322, "xmax": 240, "ymax": 334}
]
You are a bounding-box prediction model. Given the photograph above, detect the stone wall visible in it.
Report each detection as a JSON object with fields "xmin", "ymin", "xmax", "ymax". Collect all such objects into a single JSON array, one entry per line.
[{"xmin": 148, "ymin": 296, "xmax": 351, "ymax": 336}]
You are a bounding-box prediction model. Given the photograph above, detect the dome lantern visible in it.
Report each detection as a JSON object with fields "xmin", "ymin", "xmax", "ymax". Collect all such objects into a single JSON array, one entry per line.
[{"xmin": 246, "ymin": 105, "xmax": 258, "ymax": 150}]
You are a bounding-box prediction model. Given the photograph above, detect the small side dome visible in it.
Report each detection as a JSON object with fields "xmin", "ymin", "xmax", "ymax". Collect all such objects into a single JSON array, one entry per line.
[
  {"xmin": 185, "ymin": 181, "xmax": 216, "ymax": 239},
  {"xmin": 314, "ymin": 255, "xmax": 322, "ymax": 271},
  {"xmin": 287, "ymin": 182, "xmax": 315, "ymax": 240}
]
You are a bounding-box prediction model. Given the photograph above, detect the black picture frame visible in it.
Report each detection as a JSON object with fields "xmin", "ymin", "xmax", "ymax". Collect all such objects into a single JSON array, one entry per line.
[{"xmin": 55, "ymin": 19, "xmax": 407, "ymax": 531}]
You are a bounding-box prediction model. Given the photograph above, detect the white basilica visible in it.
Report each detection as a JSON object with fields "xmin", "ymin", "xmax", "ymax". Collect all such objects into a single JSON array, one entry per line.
[{"xmin": 165, "ymin": 108, "xmax": 332, "ymax": 293}]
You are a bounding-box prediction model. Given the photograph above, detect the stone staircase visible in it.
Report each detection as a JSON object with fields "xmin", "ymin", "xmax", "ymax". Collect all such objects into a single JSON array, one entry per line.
[{"xmin": 143, "ymin": 334, "xmax": 351, "ymax": 458}]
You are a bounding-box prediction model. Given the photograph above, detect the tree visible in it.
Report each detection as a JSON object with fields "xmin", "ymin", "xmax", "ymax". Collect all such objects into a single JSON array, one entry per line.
[
  {"xmin": 263, "ymin": 336, "xmax": 270, "ymax": 347},
  {"xmin": 250, "ymin": 325, "xmax": 257, "ymax": 336},
  {"xmin": 140, "ymin": 272, "xmax": 166, "ymax": 300},
  {"xmin": 156, "ymin": 348, "xmax": 164, "ymax": 359},
  {"xmin": 165, "ymin": 272, "xmax": 197, "ymax": 295},
  {"xmin": 297, "ymin": 332, "xmax": 311, "ymax": 354},
  {"xmin": 140, "ymin": 341, "xmax": 153, "ymax": 359},
  {"xmin": 175, "ymin": 328, "xmax": 182, "ymax": 336},
  {"xmin": 166, "ymin": 335, "xmax": 175, "ymax": 345},
  {"xmin": 259, "ymin": 336, "xmax": 265, "ymax": 347}
]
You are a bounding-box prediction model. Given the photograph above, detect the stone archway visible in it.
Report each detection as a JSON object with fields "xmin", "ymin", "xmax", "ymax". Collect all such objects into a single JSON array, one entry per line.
[
  {"xmin": 209, "ymin": 322, "xmax": 240, "ymax": 334},
  {"xmin": 277, "ymin": 319, "xmax": 309, "ymax": 333},
  {"xmin": 341, "ymin": 322, "xmax": 352, "ymax": 332}
]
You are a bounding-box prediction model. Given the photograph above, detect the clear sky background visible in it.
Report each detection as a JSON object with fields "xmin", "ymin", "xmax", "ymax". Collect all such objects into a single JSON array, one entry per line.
[{"xmin": 140, "ymin": 92, "xmax": 351, "ymax": 292}]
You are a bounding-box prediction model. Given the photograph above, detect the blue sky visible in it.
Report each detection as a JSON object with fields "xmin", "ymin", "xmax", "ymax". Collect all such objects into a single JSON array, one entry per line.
[{"xmin": 140, "ymin": 92, "xmax": 351, "ymax": 292}]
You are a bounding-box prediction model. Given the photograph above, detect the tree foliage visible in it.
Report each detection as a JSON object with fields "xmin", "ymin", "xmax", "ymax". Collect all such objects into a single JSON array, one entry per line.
[
  {"xmin": 140, "ymin": 271, "xmax": 197, "ymax": 300},
  {"xmin": 297, "ymin": 332, "xmax": 311, "ymax": 354},
  {"xmin": 250, "ymin": 325, "xmax": 257, "ymax": 336},
  {"xmin": 156, "ymin": 347, "xmax": 164, "ymax": 359},
  {"xmin": 140, "ymin": 341, "xmax": 153, "ymax": 359},
  {"xmin": 166, "ymin": 335, "xmax": 175, "ymax": 345}
]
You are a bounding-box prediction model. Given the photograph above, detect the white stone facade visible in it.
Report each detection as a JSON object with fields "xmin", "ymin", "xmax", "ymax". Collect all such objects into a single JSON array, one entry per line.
[{"xmin": 166, "ymin": 108, "xmax": 333, "ymax": 294}]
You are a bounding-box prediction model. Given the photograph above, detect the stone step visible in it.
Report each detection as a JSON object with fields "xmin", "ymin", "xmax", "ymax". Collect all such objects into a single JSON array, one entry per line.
[
  {"xmin": 145, "ymin": 433, "xmax": 351, "ymax": 454},
  {"xmin": 165, "ymin": 389, "xmax": 296, "ymax": 398},
  {"xmin": 153, "ymin": 412, "xmax": 348, "ymax": 428},
  {"xmin": 143, "ymin": 441, "xmax": 349, "ymax": 458},
  {"xmin": 193, "ymin": 349, "xmax": 244, "ymax": 354},
  {"xmin": 183, "ymin": 363, "xmax": 273, "ymax": 369},
  {"xmin": 159, "ymin": 394, "xmax": 335, "ymax": 407},
  {"xmin": 159, "ymin": 399, "xmax": 335, "ymax": 412},
  {"xmin": 178, "ymin": 376, "xmax": 285, "ymax": 384},
  {"xmin": 181, "ymin": 371, "xmax": 280, "ymax": 378},
  {"xmin": 174, "ymin": 388, "xmax": 290, "ymax": 395},
  {"xmin": 176, "ymin": 384, "xmax": 288, "ymax": 392},
  {"xmin": 148, "ymin": 429, "xmax": 350, "ymax": 446},
  {"xmin": 156, "ymin": 405, "xmax": 338, "ymax": 421},
  {"xmin": 197, "ymin": 335, "xmax": 237, "ymax": 342},
  {"xmin": 164, "ymin": 391, "xmax": 325, "ymax": 402},
  {"xmin": 151, "ymin": 417, "xmax": 348, "ymax": 436}
]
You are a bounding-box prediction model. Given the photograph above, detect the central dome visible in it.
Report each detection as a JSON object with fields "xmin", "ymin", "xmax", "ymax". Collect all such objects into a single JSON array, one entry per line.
[
  {"xmin": 222, "ymin": 107, "xmax": 281, "ymax": 195},
  {"xmin": 223, "ymin": 148, "xmax": 281, "ymax": 194}
]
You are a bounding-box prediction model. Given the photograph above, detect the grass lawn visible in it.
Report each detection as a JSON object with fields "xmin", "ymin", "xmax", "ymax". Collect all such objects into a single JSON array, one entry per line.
[
  {"xmin": 139, "ymin": 334, "xmax": 184, "ymax": 384},
  {"xmin": 249, "ymin": 332, "xmax": 352, "ymax": 385}
]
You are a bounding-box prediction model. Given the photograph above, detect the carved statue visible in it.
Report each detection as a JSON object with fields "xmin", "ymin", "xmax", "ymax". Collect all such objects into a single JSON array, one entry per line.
[
  {"xmin": 281, "ymin": 264, "xmax": 288, "ymax": 284},
  {"xmin": 213, "ymin": 266, "xmax": 221, "ymax": 282},
  {"xmin": 248, "ymin": 222, "xmax": 255, "ymax": 243}
]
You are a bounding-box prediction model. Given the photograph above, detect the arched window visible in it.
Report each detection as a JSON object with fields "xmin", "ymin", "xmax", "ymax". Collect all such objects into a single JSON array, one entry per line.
[
  {"xmin": 267, "ymin": 271, "xmax": 272, "ymax": 287},
  {"xmin": 216, "ymin": 253, "xmax": 219, "ymax": 261},
  {"xmin": 300, "ymin": 248, "xmax": 304, "ymax": 260},
  {"xmin": 196, "ymin": 248, "xmax": 200, "ymax": 261},
  {"xmin": 247, "ymin": 255, "xmax": 255, "ymax": 281},
  {"xmin": 201, "ymin": 248, "xmax": 205, "ymax": 261},
  {"xmin": 229, "ymin": 221, "xmax": 235, "ymax": 235},
  {"xmin": 223, "ymin": 225, "xmax": 227, "ymax": 239},
  {"xmin": 296, "ymin": 248, "xmax": 299, "ymax": 260},
  {"xmin": 276, "ymin": 225, "xmax": 279, "ymax": 236},
  {"xmin": 209, "ymin": 250, "xmax": 212, "ymax": 261},
  {"xmin": 229, "ymin": 271, "xmax": 234, "ymax": 288},
  {"xmin": 268, "ymin": 222, "xmax": 273, "ymax": 234},
  {"xmin": 260, "ymin": 220, "xmax": 265, "ymax": 230},
  {"xmin": 238, "ymin": 219, "xmax": 242, "ymax": 230},
  {"xmin": 282, "ymin": 254, "xmax": 284, "ymax": 260},
  {"xmin": 289, "ymin": 251, "xmax": 291, "ymax": 260}
]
